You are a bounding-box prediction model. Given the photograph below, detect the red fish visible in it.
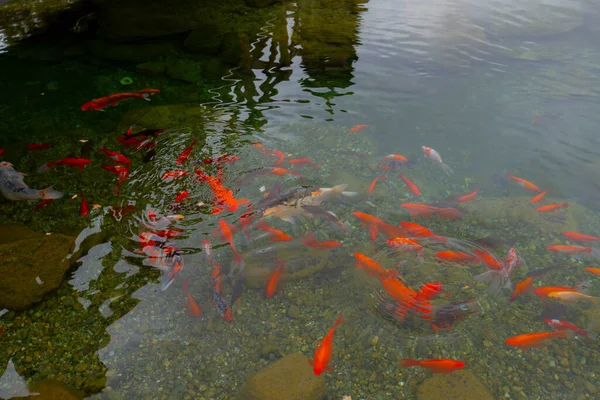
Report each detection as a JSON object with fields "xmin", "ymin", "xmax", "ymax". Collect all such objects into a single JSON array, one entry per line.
[
  {"xmin": 354, "ymin": 253, "xmax": 398, "ymax": 281},
  {"xmin": 268, "ymin": 149, "xmax": 286, "ymax": 166},
  {"xmin": 182, "ymin": 279, "xmax": 202, "ymax": 317},
  {"xmin": 39, "ymin": 157, "xmax": 92, "ymax": 173},
  {"xmin": 536, "ymin": 203, "xmax": 568, "ymax": 213},
  {"xmin": 309, "ymin": 315, "xmax": 344, "ymax": 375},
  {"xmin": 402, "ymin": 204, "xmax": 462, "ymax": 220},
  {"xmin": 195, "ymin": 168, "xmax": 250, "ymax": 214},
  {"xmin": 456, "ymin": 188, "xmax": 478, "ymax": 203},
  {"xmin": 350, "ymin": 124, "xmax": 369, "ymax": 132},
  {"xmin": 101, "ymin": 164, "xmax": 130, "ymax": 193},
  {"xmin": 473, "ymin": 248, "xmax": 503, "ymax": 271},
  {"xmin": 81, "ymin": 89, "xmax": 159, "ymax": 111},
  {"xmin": 256, "ymin": 220, "xmax": 292, "ymax": 242},
  {"xmin": 266, "ymin": 259, "xmax": 285, "ymax": 299},
  {"xmin": 301, "ymin": 232, "xmax": 342, "ymax": 250},
  {"xmin": 34, "ymin": 199, "xmax": 53, "ymax": 211},
  {"xmin": 212, "ymin": 219, "xmax": 243, "ymax": 263},
  {"xmin": 544, "ymin": 319, "xmax": 588, "ymax": 337},
  {"xmin": 268, "ymin": 167, "xmax": 301, "ymax": 177},
  {"xmin": 531, "ymin": 190, "xmax": 548, "ymax": 203},
  {"xmin": 176, "ymin": 139, "xmax": 197, "ymax": 164},
  {"xmin": 352, "ymin": 211, "xmax": 385, "ymax": 241},
  {"xmin": 0, "ymin": 148, "xmax": 4, "ymax": 157},
  {"xmin": 381, "ymin": 154, "xmax": 408, "ymax": 163},
  {"xmin": 386, "ymin": 237, "xmax": 423, "ymax": 256},
  {"xmin": 239, "ymin": 210, "xmax": 254, "ymax": 239},
  {"xmin": 173, "ymin": 190, "xmax": 190, "ymax": 203},
  {"xmin": 400, "ymin": 359, "xmax": 465, "ymax": 374},
  {"xmin": 399, "ymin": 174, "xmax": 420, "ymax": 196},
  {"xmin": 506, "ymin": 173, "xmax": 540, "ymax": 192},
  {"xmin": 546, "ymin": 245, "xmax": 591, "ymax": 255},
  {"xmin": 435, "ymin": 251, "xmax": 476, "ymax": 265},
  {"xmin": 204, "ymin": 154, "xmax": 240, "ymax": 166},
  {"xmin": 27, "ymin": 143, "xmax": 51, "ymax": 151},
  {"xmin": 399, "ymin": 222, "xmax": 445, "ymax": 242},
  {"xmin": 288, "ymin": 157, "xmax": 318, "ymax": 169},
  {"xmin": 97, "ymin": 147, "xmax": 131, "ymax": 165},
  {"xmin": 510, "ymin": 277, "xmax": 533, "ymax": 301},
  {"xmin": 505, "ymin": 331, "xmax": 568, "ymax": 350},
  {"xmin": 369, "ymin": 176, "xmax": 387, "ymax": 194},
  {"xmin": 562, "ymin": 232, "xmax": 600, "ymax": 243},
  {"xmin": 79, "ymin": 193, "xmax": 89, "ymax": 217},
  {"xmin": 161, "ymin": 170, "xmax": 188, "ymax": 181},
  {"xmin": 533, "ymin": 286, "xmax": 577, "ymax": 299}
]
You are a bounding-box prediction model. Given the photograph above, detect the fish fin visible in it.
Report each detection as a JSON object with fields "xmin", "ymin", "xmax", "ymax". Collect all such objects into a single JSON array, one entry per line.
[
  {"xmin": 39, "ymin": 186, "xmax": 64, "ymax": 200},
  {"xmin": 325, "ymin": 184, "xmax": 348, "ymax": 193},
  {"xmin": 341, "ymin": 191, "xmax": 359, "ymax": 197},
  {"xmin": 37, "ymin": 163, "xmax": 51, "ymax": 174},
  {"xmin": 160, "ymin": 275, "xmax": 175, "ymax": 291},
  {"xmin": 441, "ymin": 163, "xmax": 454, "ymax": 175},
  {"xmin": 142, "ymin": 93, "xmax": 151, "ymax": 101},
  {"xmin": 280, "ymin": 216, "xmax": 296, "ymax": 224}
]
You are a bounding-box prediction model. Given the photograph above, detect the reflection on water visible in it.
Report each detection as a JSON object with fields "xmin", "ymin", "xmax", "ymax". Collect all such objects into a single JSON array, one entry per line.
[{"xmin": 1, "ymin": 0, "xmax": 600, "ymax": 398}]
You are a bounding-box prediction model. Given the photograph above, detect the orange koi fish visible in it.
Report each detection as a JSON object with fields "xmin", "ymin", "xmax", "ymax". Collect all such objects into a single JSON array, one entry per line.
[
  {"xmin": 173, "ymin": 190, "xmax": 190, "ymax": 203},
  {"xmin": 39, "ymin": 157, "xmax": 92, "ymax": 173},
  {"xmin": 288, "ymin": 157, "xmax": 318, "ymax": 169},
  {"xmin": 506, "ymin": 173, "xmax": 540, "ymax": 192},
  {"xmin": 256, "ymin": 220, "xmax": 293, "ymax": 242},
  {"xmin": 399, "ymin": 174, "xmax": 420, "ymax": 196},
  {"xmin": 161, "ymin": 170, "xmax": 188, "ymax": 181},
  {"xmin": 380, "ymin": 276, "xmax": 417, "ymax": 308},
  {"xmin": 182, "ymin": 279, "xmax": 202, "ymax": 317},
  {"xmin": 533, "ymin": 286, "xmax": 576, "ymax": 299},
  {"xmin": 510, "ymin": 277, "xmax": 533, "ymax": 301},
  {"xmin": 268, "ymin": 167, "xmax": 301, "ymax": 177},
  {"xmin": 266, "ymin": 259, "xmax": 285, "ymax": 299},
  {"xmin": 309, "ymin": 315, "xmax": 344, "ymax": 375},
  {"xmin": 211, "ymin": 263, "xmax": 222, "ymax": 293},
  {"xmin": 548, "ymin": 291, "xmax": 597, "ymax": 303},
  {"xmin": 386, "ymin": 237, "xmax": 423, "ymax": 257},
  {"xmin": 473, "ymin": 248, "xmax": 504, "ymax": 271},
  {"xmin": 435, "ymin": 251, "xmax": 476, "ymax": 265},
  {"xmin": 27, "ymin": 143, "xmax": 51, "ymax": 151},
  {"xmin": 97, "ymin": 147, "xmax": 131, "ymax": 165},
  {"xmin": 212, "ymin": 219, "xmax": 243, "ymax": 263},
  {"xmin": 352, "ymin": 211, "xmax": 385, "ymax": 240},
  {"xmin": 456, "ymin": 188, "xmax": 478, "ymax": 203},
  {"xmin": 400, "ymin": 359, "xmax": 465, "ymax": 374},
  {"xmin": 562, "ymin": 232, "xmax": 600, "ymax": 243},
  {"xmin": 369, "ymin": 175, "xmax": 387, "ymax": 194},
  {"xmin": 176, "ymin": 139, "xmax": 197, "ymax": 164},
  {"xmin": 195, "ymin": 168, "xmax": 250, "ymax": 214},
  {"xmin": 546, "ymin": 245, "xmax": 591, "ymax": 255},
  {"xmin": 505, "ymin": 331, "xmax": 568, "ymax": 350},
  {"xmin": 350, "ymin": 124, "xmax": 369, "ymax": 132},
  {"xmin": 268, "ymin": 149, "xmax": 285, "ymax": 166},
  {"xmin": 381, "ymin": 154, "xmax": 408, "ymax": 163},
  {"xmin": 301, "ymin": 232, "xmax": 342, "ymax": 250},
  {"xmin": 536, "ymin": 203, "xmax": 568, "ymax": 213},
  {"xmin": 584, "ymin": 267, "xmax": 600, "ymax": 276},
  {"xmin": 531, "ymin": 190, "xmax": 548, "ymax": 203},
  {"xmin": 354, "ymin": 253, "xmax": 397, "ymax": 280}
]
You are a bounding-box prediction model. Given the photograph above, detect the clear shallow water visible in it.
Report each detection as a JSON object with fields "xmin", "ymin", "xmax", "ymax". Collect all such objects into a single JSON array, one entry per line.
[{"xmin": 1, "ymin": 0, "xmax": 600, "ymax": 399}]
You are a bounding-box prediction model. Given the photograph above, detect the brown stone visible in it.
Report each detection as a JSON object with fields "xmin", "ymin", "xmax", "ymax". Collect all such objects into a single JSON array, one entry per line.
[
  {"xmin": 416, "ymin": 370, "xmax": 494, "ymax": 400},
  {"xmin": 0, "ymin": 231, "xmax": 76, "ymax": 310},
  {"xmin": 242, "ymin": 353, "xmax": 325, "ymax": 400}
]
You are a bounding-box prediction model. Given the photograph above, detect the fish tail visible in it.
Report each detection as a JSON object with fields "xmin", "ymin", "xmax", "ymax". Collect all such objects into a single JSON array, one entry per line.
[
  {"xmin": 182, "ymin": 278, "xmax": 190, "ymax": 293},
  {"xmin": 39, "ymin": 186, "xmax": 64, "ymax": 200},
  {"xmin": 37, "ymin": 162, "xmax": 52, "ymax": 174},
  {"xmin": 142, "ymin": 93, "xmax": 151, "ymax": 101},
  {"xmin": 400, "ymin": 358, "xmax": 421, "ymax": 368},
  {"xmin": 441, "ymin": 163, "xmax": 454, "ymax": 175},
  {"xmin": 160, "ymin": 273, "xmax": 175, "ymax": 291},
  {"xmin": 332, "ymin": 315, "xmax": 344, "ymax": 330},
  {"xmin": 325, "ymin": 184, "xmax": 348, "ymax": 194}
]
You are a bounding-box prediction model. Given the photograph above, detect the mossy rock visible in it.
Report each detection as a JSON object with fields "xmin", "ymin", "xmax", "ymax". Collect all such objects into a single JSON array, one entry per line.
[
  {"xmin": 165, "ymin": 59, "xmax": 204, "ymax": 84},
  {"xmin": 241, "ymin": 353, "xmax": 325, "ymax": 400},
  {"xmin": 0, "ymin": 230, "xmax": 77, "ymax": 310},
  {"xmin": 417, "ymin": 370, "xmax": 494, "ymax": 400},
  {"xmin": 121, "ymin": 104, "xmax": 217, "ymax": 130}
]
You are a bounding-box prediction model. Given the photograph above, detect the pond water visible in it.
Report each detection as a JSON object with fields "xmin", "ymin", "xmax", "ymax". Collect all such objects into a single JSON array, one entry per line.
[{"xmin": 0, "ymin": 0, "xmax": 599, "ymax": 399}]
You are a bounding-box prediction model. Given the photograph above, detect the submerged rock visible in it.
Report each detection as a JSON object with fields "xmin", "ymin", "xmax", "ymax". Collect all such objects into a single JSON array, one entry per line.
[
  {"xmin": 241, "ymin": 353, "xmax": 325, "ymax": 400},
  {"xmin": 416, "ymin": 370, "xmax": 494, "ymax": 400},
  {"xmin": 0, "ymin": 226, "xmax": 76, "ymax": 310}
]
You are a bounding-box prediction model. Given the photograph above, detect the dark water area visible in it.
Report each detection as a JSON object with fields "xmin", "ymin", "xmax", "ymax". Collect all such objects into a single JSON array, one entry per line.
[{"xmin": 1, "ymin": 0, "xmax": 600, "ymax": 399}]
